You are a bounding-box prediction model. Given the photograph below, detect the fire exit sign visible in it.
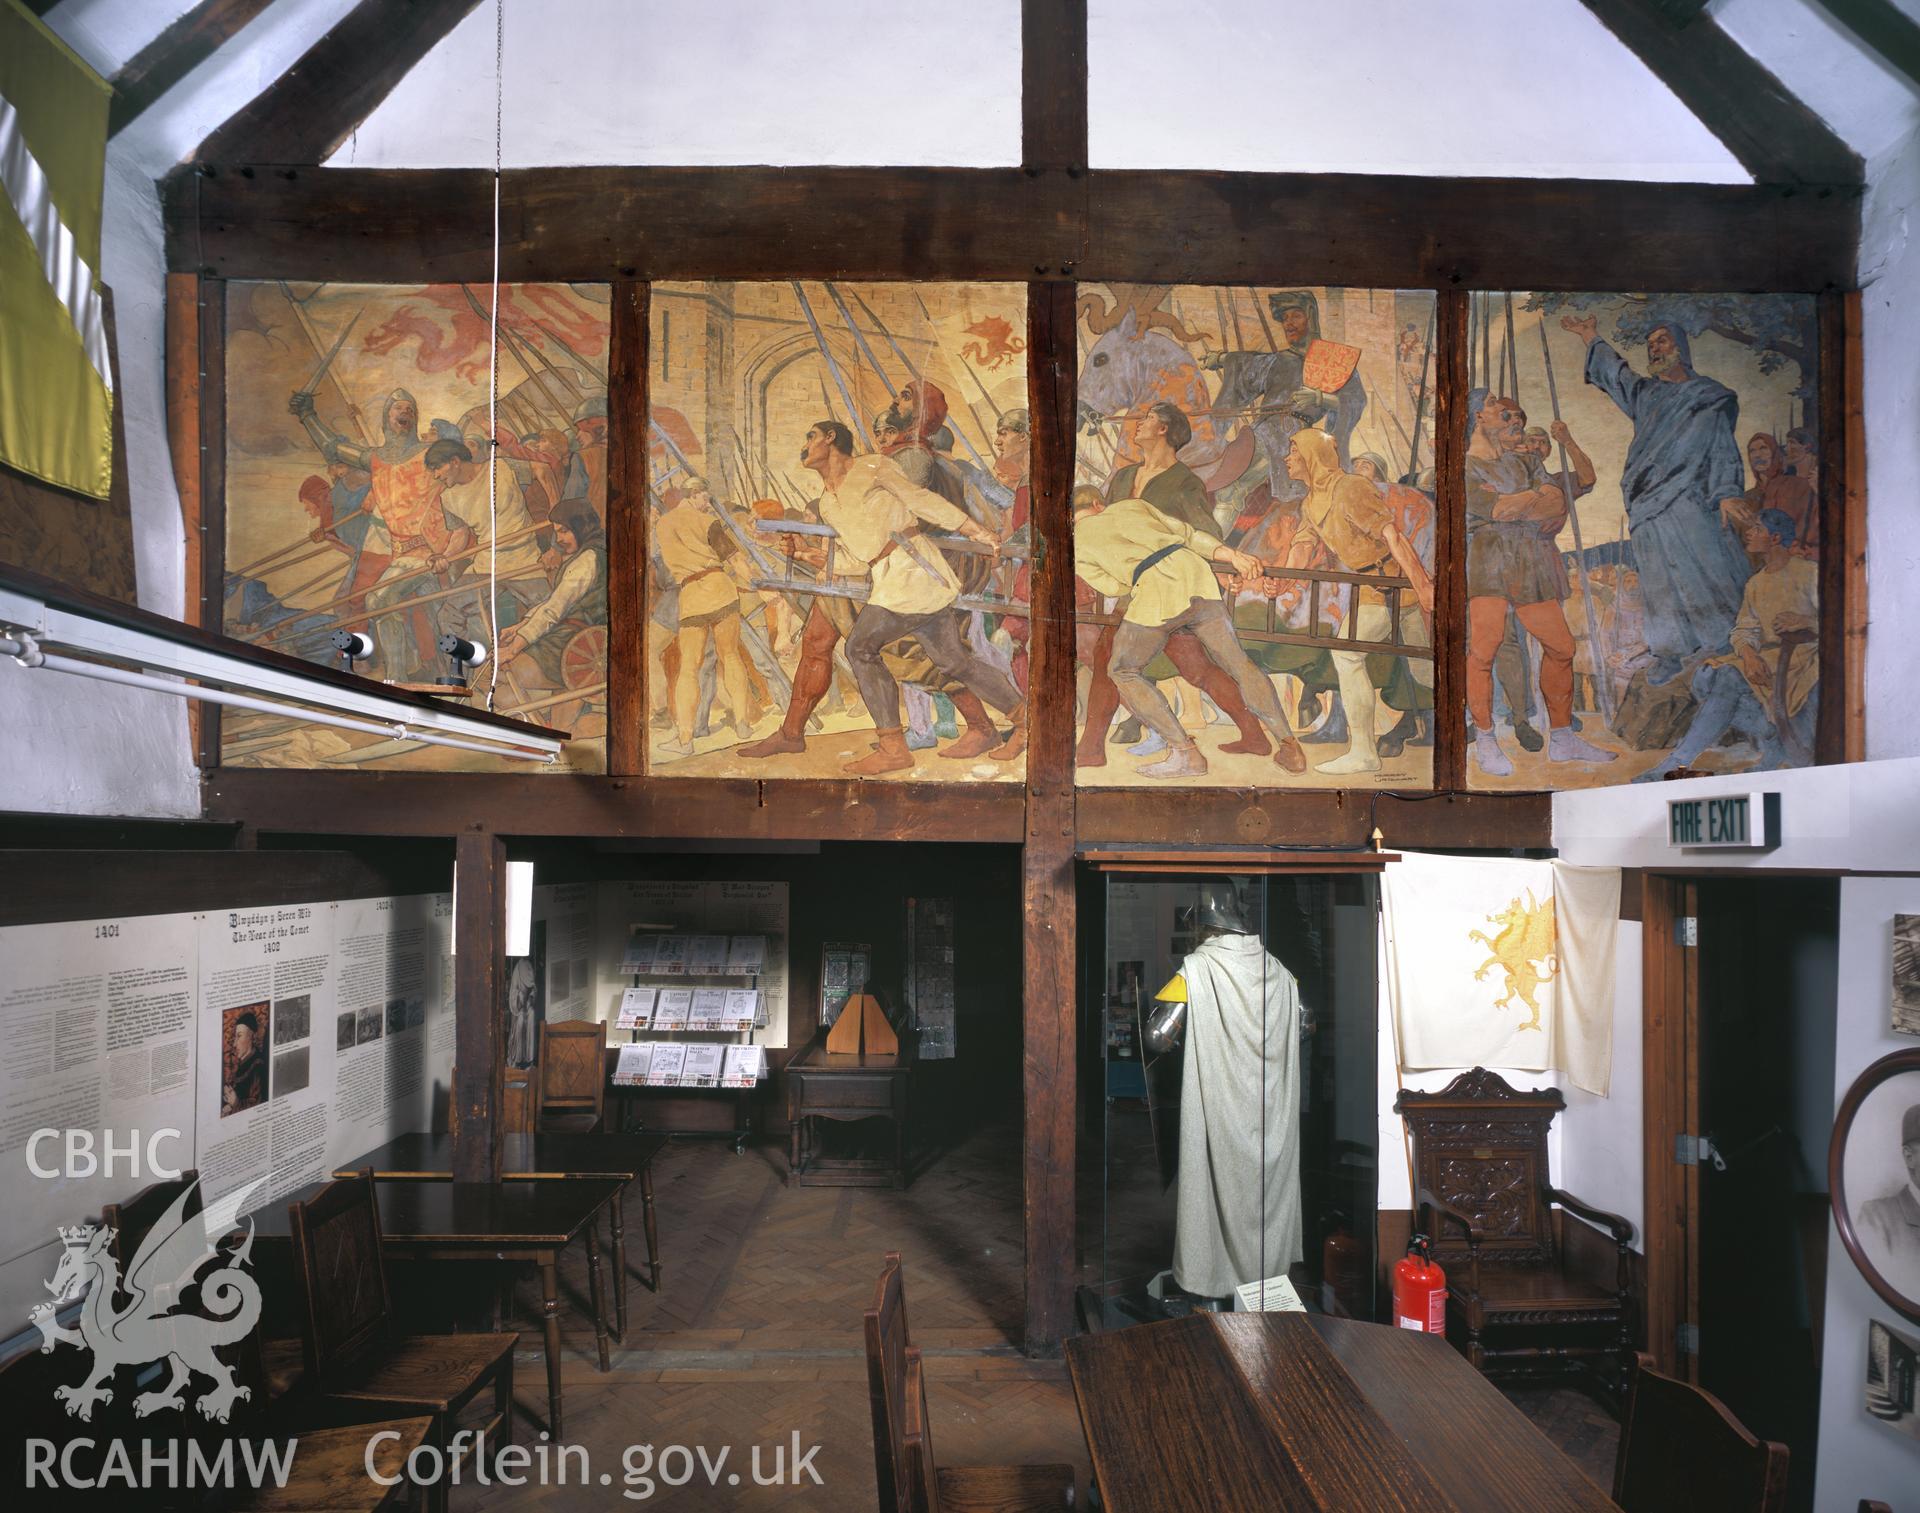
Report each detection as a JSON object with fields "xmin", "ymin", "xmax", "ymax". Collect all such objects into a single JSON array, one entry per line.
[{"xmin": 1666, "ymin": 792, "xmax": 1776, "ymax": 850}]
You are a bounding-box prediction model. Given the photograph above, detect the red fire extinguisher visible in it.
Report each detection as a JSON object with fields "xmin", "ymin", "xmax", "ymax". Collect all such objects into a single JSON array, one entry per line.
[{"xmin": 1392, "ymin": 1232, "xmax": 1447, "ymax": 1334}]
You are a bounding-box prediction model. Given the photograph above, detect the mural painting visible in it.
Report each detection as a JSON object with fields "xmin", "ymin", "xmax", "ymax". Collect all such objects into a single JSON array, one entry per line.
[
  {"xmin": 1073, "ymin": 285, "xmax": 1438, "ymax": 787},
  {"xmin": 220, "ymin": 281, "xmax": 610, "ymax": 772},
  {"xmin": 645, "ymin": 282, "xmax": 1029, "ymax": 782},
  {"xmin": 1464, "ymin": 292, "xmax": 1819, "ymax": 789}
]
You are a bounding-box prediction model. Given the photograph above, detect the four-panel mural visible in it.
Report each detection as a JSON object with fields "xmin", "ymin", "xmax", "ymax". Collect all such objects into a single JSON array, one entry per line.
[
  {"xmin": 215, "ymin": 280, "xmax": 1823, "ymax": 791},
  {"xmin": 1463, "ymin": 292, "xmax": 1819, "ymax": 788},
  {"xmin": 645, "ymin": 282, "xmax": 1030, "ymax": 782},
  {"xmin": 221, "ymin": 281, "xmax": 610, "ymax": 772},
  {"xmin": 1073, "ymin": 284, "xmax": 1438, "ymax": 788}
]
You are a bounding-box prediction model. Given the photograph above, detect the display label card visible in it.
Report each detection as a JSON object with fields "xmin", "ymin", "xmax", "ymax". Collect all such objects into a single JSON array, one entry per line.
[
  {"xmin": 685, "ymin": 934, "xmax": 728, "ymax": 975},
  {"xmin": 680, "ymin": 1044, "xmax": 723, "ymax": 1088},
  {"xmin": 1232, "ymin": 1274, "xmax": 1307, "ymax": 1313},
  {"xmin": 652, "ymin": 989, "xmax": 692, "ymax": 1030},
  {"xmin": 643, "ymin": 1043, "xmax": 686, "ymax": 1086},
  {"xmin": 617, "ymin": 986, "xmax": 658, "ymax": 1028},
  {"xmin": 722, "ymin": 1044, "xmax": 766, "ymax": 1087},
  {"xmin": 688, "ymin": 987, "xmax": 728, "ymax": 1028},
  {"xmin": 613, "ymin": 1043, "xmax": 653, "ymax": 1085},
  {"xmin": 723, "ymin": 988, "xmax": 759, "ymax": 1028},
  {"xmin": 621, "ymin": 934, "xmax": 661, "ymax": 973},
  {"xmin": 651, "ymin": 936, "xmax": 688, "ymax": 975},
  {"xmin": 726, "ymin": 934, "xmax": 767, "ymax": 975}
]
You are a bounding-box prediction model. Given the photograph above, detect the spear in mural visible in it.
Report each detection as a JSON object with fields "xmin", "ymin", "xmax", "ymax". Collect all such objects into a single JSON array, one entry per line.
[
  {"xmin": 229, "ymin": 504, "xmax": 375, "ymax": 581},
  {"xmin": 847, "ymin": 287, "xmax": 993, "ymax": 469},
  {"xmin": 1536, "ymin": 313, "xmax": 1618, "ymax": 727},
  {"xmin": 908, "ymin": 290, "xmax": 999, "ymax": 464},
  {"xmin": 280, "ymin": 287, "xmax": 375, "ymax": 444},
  {"xmin": 1503, "ymin": 292, "xmax": 1520, "ymax": 400},
  {"xmin": 456, "ymin": 285, "xmax": 578, "ymax": 431},
  {"xmin": 529, "ymin": 319, "xmax": 608, "ymax": 388},
  {"xmin": 821, "ymin": 282, "xmax": 897, "ymax": 394},
  {"xmin": 790, "ymin": 282, "xmax": 871, "ymax": 446},
  {"xmin": 1404, "ymin": 304, "xmax": 1435, "ymax": 482},
  {"xmin": 1248, "ymin": 288, "xmax": 1278, "ymax": 352}
]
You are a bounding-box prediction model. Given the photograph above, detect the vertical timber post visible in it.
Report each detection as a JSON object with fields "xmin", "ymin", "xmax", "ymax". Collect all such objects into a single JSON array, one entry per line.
[{"xmin": 452, "ymin": 829, "xmax": 506, "ymax": 1183}]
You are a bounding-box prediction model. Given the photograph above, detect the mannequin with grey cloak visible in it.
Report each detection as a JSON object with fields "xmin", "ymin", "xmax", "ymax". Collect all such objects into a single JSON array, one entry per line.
[{"xmin": 1146, "ymin": 883, "xmax": 1303, "ymax": 1300}]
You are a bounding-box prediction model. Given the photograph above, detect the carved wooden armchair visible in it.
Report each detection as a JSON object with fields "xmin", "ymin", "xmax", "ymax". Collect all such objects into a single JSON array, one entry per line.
[{"xmin": 1394, "ymin": 1068, "xmax": 1636, "ymax": 1396}]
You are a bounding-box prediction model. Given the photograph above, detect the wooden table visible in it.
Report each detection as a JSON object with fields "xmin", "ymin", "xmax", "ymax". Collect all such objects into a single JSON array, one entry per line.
[
  {"xmin": 335, "ymin": 1131, "xmax": 667, "ymax": 1338},
  {"xmin": 1066, "ymin": 1312, "xmax": 1617, "ymax": 1512},
  {"xmin": 785, "ymin": 1034, "xmax": 913, "ymax": 1187},
  {"xmin": 251, "ymin": 1177, "xmax": 621, "ymax": 1438}
]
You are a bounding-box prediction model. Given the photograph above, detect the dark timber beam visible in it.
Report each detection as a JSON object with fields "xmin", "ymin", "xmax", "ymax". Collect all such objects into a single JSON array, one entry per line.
[
  {"xmin": 109, "ymin": 0, "xmax": 279, "ymax": 136},
  {"xmin": 162, "ymin": 164, "xmax": 1859, "ymax": 292},
  {"xmin": 1580, "ymin": 0, "xmax": 1863, "ymax": 185},
  {"xmin": 1023, "ymin": 0, "xmax": 1087, "ymax": 172},
  {"xmin": 192, "ymin": 0, "xmax": 480, "ymax": 165},
  {"xmin": 1809, "ymin": 0, "xmax": 1920, "ymax": 93},
  {"xmin": 203, "ymin": 769, "xmax": 1030, "ymax": 842},
  {"xmin": 607, "ymin": 281, "xmax": 648, "ymax": 777},
  {"xmin": 451, "ymin": 829, "xmax": 505, "ymax": 1183},
  {"xmin": 197, "ymin": 772, "xmax": 1554, "ymax": 857},
  {"xmin": 1022, "ymin": 280, "xmax": 1078, "ymax": 1356}
]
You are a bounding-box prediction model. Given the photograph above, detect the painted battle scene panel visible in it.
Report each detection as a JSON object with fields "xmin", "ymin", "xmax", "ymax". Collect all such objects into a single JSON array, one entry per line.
[
  {"xmin": 1463, "ymin": 293, "xmax": 1818, "ymax": 790},
  {"xmin": 645, "ymin": 282, "xmax": 1029, "ymax": 782},
  {"xmin": 220, "ymin": 281, "xmax": 610, "ymax": 772},
  {"xmin": 1073, "ymin": 285, "xmax": 1438, "ymax": 788}
]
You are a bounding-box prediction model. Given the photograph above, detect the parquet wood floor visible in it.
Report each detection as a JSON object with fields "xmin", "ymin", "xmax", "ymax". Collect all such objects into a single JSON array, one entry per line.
[
  {"xmin": 436, "ymin": 1114, "xmax": 1617, "ymax": 1510},
  {"xmin": 467, "ymin": 1117, "xmax": 1077, "ymax": 1510}
]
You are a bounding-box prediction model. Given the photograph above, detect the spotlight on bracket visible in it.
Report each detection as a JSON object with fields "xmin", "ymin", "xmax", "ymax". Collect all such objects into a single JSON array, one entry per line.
[
  {"xmin": 436, "ymin": 634, "xmax": 488, "ymax": 689},
  {"xmin": 329, "ymin": 629, "xmax": 373, "ymax": 676}
]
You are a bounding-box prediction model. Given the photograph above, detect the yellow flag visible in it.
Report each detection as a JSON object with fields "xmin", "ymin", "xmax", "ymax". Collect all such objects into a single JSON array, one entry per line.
[{"xmin": 0, "ymin": 0, "xmax": 113, "ymax": 499}]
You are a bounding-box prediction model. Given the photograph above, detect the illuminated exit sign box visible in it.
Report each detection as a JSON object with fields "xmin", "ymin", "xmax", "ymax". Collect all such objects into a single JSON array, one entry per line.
[{"xmin": 1666, "ymin": 791, "xmax": 1778, "ymax": 850}]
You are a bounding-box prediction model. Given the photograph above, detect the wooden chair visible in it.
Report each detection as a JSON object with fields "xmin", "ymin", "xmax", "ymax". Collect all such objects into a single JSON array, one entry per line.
[
  {"xmin": 226, "ymin": 1322, "xmax": 432, "ymax": 1512},
  {"xmin": 1612, "ymin": 1353, "xmax": 1789, "ymax": 1513},
  {"xmin": 1394, "ymin": 1068, "xmax": 1636, "ymax": 1395},
  {"xmin": 105, "ymin": 1170, "xmax": 316, "ymax": 1412},
  {"xmin": 536, "ymin": 1019, "xmax": 608, "ymax": 1133},
  {"xmin": 104, "ymin": 1168, "xmax": 201, "ymax": 1290},
  {"xmin": 289, "ymin": 1173, "xmax": 517, "ymax": 1513},
  {"xmin": 864, "ymin": 1251, "xmax": 1074, "ymax": 1513}
]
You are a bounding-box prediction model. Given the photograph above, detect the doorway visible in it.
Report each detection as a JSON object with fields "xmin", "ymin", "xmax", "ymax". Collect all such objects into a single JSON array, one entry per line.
[{"xmin": 1644, "ymin": 873, "xmax": 1837, "ymax": 1513}]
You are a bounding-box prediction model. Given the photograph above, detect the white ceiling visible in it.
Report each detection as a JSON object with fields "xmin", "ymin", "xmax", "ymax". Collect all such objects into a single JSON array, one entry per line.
[
  {"xmin": 1714, "ymin": 0, "xmax": 1920, "ymax": 162},
  {"xmin": 39, "ymin": 0, "xmax": 1920, "ymax": 175}
]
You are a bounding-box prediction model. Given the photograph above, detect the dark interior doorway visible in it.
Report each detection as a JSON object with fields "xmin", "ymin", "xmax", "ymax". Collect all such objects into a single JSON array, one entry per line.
[{"xmin": 1695, "ymin": 875, "xmax": 1838, "ymax": 1513}]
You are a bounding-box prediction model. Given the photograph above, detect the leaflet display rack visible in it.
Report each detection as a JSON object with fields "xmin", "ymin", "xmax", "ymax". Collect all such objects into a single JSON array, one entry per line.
[{"xmin": 610, "ymin": 924, "xmax": 770, "ymax": 1152}]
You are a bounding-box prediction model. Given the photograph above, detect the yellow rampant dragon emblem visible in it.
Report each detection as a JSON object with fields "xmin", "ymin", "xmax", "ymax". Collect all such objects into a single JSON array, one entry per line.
[{"xmin": 1468, "ymin": 890, "xmax": 1558, "ymax": 1032}]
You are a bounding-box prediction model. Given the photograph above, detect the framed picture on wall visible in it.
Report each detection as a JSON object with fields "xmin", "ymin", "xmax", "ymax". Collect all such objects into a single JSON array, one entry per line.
[
  {"xmin": 1831, "ymin": 1049, "xmax": 1920, "ymax": 1323},
  {"xmin": 1866, "ymin": 1317, "xmax": 1920, "ymax": 1441},
  {"xmin": 1893, "ymin": 914, "xmax": 1919, "ymax": 1036}
]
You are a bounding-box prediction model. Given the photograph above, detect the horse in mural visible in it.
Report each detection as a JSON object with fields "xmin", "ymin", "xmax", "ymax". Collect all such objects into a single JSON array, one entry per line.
[{"xmin": 1075, "ymin": 288, "xmax": 1236, "ymax": 482}]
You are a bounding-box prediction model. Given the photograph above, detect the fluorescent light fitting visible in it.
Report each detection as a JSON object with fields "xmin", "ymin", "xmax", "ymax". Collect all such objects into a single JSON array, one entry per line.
[
  {"xmin": 506, "ymin": 861, "xmax": 534, "ymax": 957},
  {"xmin": 0, "ymin": 584, "xmax": 564, "ymax": 765}
]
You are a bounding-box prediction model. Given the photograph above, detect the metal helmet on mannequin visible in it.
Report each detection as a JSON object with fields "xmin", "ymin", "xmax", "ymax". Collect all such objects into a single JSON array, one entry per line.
[{"xmin": 1195, "ymin": 878, "xmax": 1253, "ymax": 935}]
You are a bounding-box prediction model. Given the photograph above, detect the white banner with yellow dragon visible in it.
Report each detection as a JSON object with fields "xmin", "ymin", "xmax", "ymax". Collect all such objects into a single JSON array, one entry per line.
[{"xmin": 1383, "ymin": 852, "xmax": 1617, "ymax": 1095}]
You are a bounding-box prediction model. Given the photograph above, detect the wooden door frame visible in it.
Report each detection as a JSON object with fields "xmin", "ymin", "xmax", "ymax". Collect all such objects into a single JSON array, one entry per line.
[{"xmin": 1641, "ymin": 870, "xmax": 1701, "ymax": 1379}]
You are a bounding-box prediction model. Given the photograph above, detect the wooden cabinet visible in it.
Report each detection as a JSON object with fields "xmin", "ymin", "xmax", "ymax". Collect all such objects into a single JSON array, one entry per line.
[{"xmin": 785, "ymin": 1031, "xmax": 914, "ymax": 1187}]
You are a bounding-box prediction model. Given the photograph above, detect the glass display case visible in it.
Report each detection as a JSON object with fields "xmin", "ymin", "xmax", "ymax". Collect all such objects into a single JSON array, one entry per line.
[{"xmin": 1080, "ymin": 869, "xmax": 1379, "ymax": 1330}]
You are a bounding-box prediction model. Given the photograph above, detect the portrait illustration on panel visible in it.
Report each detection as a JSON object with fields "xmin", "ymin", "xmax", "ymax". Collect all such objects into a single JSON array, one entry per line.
[
  {"xmin": 219, "ymin": 1001, "xmax": 270, "ymax": 1118},
  {"xmin": 1867, "ymin": 1318, "xmax": 1920, "ymax": 1442},
  {"xmin": 221, "ymin": 281, "xmax": 611, "ymax": 772},
  {"xmin": 1465, "ymin": 293, "xmax": 1818, "ymax": 790},
  {"xmin": 1894, "ymin": 915, "xmax": 1919, "ymax": 1037},
  {"xmin": 646, "ymin": 282, "xmax": 1029, "ymax": 782},
  {"xmin": 1073, "ymin": 285, "xmax": 1438, "ymax": 788}
]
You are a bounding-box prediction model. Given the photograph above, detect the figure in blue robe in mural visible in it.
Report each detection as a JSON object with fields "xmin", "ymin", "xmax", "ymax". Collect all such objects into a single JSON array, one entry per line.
[{"xmin": 1563, "ymin": 315, "xmax": 1753, "ymax": 684}]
